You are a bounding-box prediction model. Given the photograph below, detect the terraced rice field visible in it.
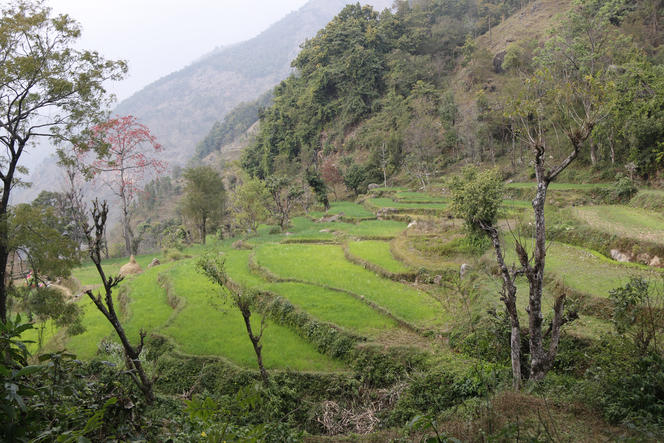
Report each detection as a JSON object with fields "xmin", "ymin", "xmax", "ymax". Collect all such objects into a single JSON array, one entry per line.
[
  {"xmin": 571, "ymin": 205, "xmax": 664, "ymax": 245},
  {"xmin": 54, "ymin": 187, "xmax": 664, "ymax": 378},
  {"xmin": 346, "ymin": 240, "xmax": 412, "ymax": 274},
  {"xmin": 366, "ymin": 197, "xmax": 447, "ymax": 211},
  {"xmin": 254, "ymin": 243, "xmax": 445, "ymax": 328}
]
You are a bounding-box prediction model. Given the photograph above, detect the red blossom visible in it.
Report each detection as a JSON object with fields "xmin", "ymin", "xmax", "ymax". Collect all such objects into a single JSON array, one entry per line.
[{"xmin": 84, "ymin": 115, "xmax": 166, "ymax": 201}]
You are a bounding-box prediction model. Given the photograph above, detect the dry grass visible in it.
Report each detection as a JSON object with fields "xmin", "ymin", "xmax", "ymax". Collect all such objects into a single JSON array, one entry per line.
[{"xmin": 476, "ymin": 0, "xmax": 573, "ymax": 54}]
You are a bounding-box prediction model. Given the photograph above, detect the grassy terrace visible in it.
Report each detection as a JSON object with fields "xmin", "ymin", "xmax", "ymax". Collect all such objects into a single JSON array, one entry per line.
[
  {"xmin": 309, "ymin": 201, "xmax": 375, "ymax": 219},
  {"xmin": 254, "ymin": 243, "xmax": 445, "ymax": 328},
  {"xmin": 161, "ymin": 260, "xmax": 342, "ymax": 371},
  {"xmin": 366, "ymin": 197, "xmax": 448, "ymax": 210},
  {"xmin": 506, "ymin": 182, "xmax": 613, "ymax": 190},
  {"xmin": 54, "ymin": 187, "xmax": 664, "ymax": 378},
  {"xmin": 571, "ymin": 205, "xmax": 664, "ymax": 245},
  {"xmin": 393, "ymin": 191, "xmax": 447, "ymax": 203},
  {"xmin": 346, "ymin": 240, "xmax": 413, "ymax": 274},
  {"xmin": 69, "ymin": 253, "xmax": 343, "ymax": 371},
  {"xmin": 265, "ymin": 282, "xmax": 399, "ymax": 337},
  {"xmin": 501, "ymin": 239, "xmax": 660, "ymax": 300},
  {"xmin": 220, "ymin": 249, "xmax": 400, "ymax": 337}
]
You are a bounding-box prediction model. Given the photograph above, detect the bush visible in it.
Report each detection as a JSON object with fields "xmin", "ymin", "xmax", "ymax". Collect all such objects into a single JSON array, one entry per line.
[
  {"xmin": 388, "ymin": 363, "xmax": 507, "ymax": 426},
  {"xmin": 343, "ymin": 164, "xmax": 368, "ymax": 195},
  {"xmin": 586, "ymin": 339, "xmax": 664, "ymax": 427},
  {"xmin": 449, "ymin": 166, "xmax": 504, "ymax": 235}
]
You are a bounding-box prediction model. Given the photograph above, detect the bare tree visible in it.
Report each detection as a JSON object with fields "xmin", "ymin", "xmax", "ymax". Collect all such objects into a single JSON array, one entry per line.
[
  {"xmin": 197, "ymin": 255, "xmax": 269, "ymax": 385},
  {"xmin": 83, "ymin": 200, "xmax": 155, "ymax": 403}
]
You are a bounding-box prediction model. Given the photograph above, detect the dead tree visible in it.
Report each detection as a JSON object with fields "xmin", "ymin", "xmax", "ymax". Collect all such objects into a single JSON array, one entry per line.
[
  {"xmin": 83, "ymin": 200, "xmax": 155, "ymax": 403},
  {"xmin": 515, "ymin": 123, "xmax": 592, "ymax": 380},
  {"xmin": 197, "ymin": 256, "xmax": 269, "ymax": 385}
]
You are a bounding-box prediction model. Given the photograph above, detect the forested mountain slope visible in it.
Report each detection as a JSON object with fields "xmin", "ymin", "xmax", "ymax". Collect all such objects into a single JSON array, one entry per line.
[{"xmin": 236, "ymin": 0, "xmax": 664, "ymax": 190}]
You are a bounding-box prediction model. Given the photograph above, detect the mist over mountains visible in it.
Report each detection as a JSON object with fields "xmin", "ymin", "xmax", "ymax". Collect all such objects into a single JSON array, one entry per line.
[{"xmin": 16, "ymin": 0, "xmax": 392, "ymax": 203}]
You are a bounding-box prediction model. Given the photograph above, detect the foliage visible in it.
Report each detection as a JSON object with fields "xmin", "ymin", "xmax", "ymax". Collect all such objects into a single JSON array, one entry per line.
[
  {"xmin": 81, "ymin": 115, "xmax": 166, "ymax": 256},
  {"xmin": 231, "ymin": 177, "xmax": 270, "ymax": 234},
  {"xmin": 195, "ymin": 91, "xmax": 272, "ymax": 160},
  {"xmin": 18, "ymin": 286, "xmax": 84, "ymax": 347},
  {"xmin": 31, "ymin": 190, "xmax": 88, "ymax": 252},
  {"xmin": 0, "ymin": 0, "xmax": 126, "ymax": 323},
  {"xmin": 242, "ymin": 0, "xmax": 521, "ymax": 180},
  {"xmin": 449, "ymin": 166, "xmax": 504, "ymax": 234},
  {"xmin": 265, "ymin": 176, "xmax": 303, "ymax": 231},
  {"xmin": 181, "ymin": 166, "xmax": 226, "ymax": 244},
  {"xmin": 587, "ymin": 337, "xmax": 664, "ymax": 428},
  {"xmin": 0, "ymin": 315, "xmax": 41, "ymax": 441},
  {"xmin": 609, "ymin": 277, "xmax": 663, "ymax": 355},
  {"xmin": 343, "ymin": 164, "xmax": 368, "ymax": 195},
  {"xmin": 8, "ymin": 202, "xmax": 80, "ymax": 281},
  {"xmin": 306, "ymin": 169, "xmax": 329, "ymax": 210}
]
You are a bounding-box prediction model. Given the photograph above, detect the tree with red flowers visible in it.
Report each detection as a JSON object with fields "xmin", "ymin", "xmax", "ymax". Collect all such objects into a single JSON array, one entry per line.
[{"xmin": 87, "ymin": 116, "xmax": 166, "ymax": 256}]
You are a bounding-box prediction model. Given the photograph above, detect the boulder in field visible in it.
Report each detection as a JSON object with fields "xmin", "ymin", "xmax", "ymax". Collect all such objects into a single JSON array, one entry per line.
[
  {"xmin": 610, "ymin": 249, "xmax": 632, "ymax": 263},
  {"xmin": 147, "ymin": 258, "xmax": 161, "ymax": 269}
]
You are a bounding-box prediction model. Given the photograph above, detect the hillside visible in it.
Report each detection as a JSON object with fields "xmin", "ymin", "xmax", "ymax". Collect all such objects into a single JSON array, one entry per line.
[
  {"xmin": 113, "ymin": 0, "xmax": 393, "ymax": 166},
  {"xmin": 7, "ymin": 0, "xmax": 664, "ymax": 440},
  {"xmin": 14, "ymin": 0, "xmax": 392, "ymax": 204}
]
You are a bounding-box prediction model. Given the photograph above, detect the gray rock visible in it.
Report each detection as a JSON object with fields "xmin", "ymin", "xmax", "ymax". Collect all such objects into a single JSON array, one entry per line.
[
  {"xmin": 368, "ymin": 183, "xmax": 381, "ymax": 190},
  {"xmin": 610, "ymin": 249, "xmax": 632, "ymax": 263},
  {"xmin": 147, "ymin": 258, "xmax": 161, "ymax": 269}
]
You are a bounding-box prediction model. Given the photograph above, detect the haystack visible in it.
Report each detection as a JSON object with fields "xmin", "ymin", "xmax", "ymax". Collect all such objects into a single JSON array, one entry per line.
[{"xmin": 119, "ymin": 255, "xmax": 143, "ymax": 277}]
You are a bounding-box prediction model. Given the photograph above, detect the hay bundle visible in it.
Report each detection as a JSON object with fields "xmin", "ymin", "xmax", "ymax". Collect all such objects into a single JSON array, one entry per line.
[{"xmin": 119, "ymin": 255, "xmax": 143, "ymax": 277}]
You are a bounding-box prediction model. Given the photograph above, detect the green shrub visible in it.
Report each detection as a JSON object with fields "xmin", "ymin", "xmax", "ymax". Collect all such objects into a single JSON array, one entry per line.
[{"xmin": 388, "ymin": 363, "xmax": 507, "ymax": 426}]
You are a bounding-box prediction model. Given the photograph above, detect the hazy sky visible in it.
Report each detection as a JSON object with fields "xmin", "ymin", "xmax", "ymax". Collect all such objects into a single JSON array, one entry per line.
[{"xmin": 46, "ymin": 0, "xmax": 310, "ymax": 102}]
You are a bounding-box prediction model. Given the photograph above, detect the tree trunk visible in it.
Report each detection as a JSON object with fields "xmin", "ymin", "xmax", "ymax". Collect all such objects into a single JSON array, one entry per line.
[
  {"xmin": 0, "ymin": 166, "xmax": 17, "ymax": 324},
  {"xmin": 590, "ymin": 143, "xmax": 598, "ymax": 166},
  {"xmin": 241, "ymin": 308, "xmax": 269, "ymax": 385},
  {"xmin": 482, "ymin": 223, "xmax": 522, "ymax": 389},
  {"xmin": 201, "ymin": 216, "xmax": 207, "ymax": 245},
  {"xmin": 85, "ymin": 201, "xmax": 155, "ymax": 404},
  {"xmin": 528, "ymin": 181, "xmax": 548, "ymax": 380},
  {"xmin": 522, "ymin": 145, "xmax": 571, "ymax": 381}
]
